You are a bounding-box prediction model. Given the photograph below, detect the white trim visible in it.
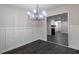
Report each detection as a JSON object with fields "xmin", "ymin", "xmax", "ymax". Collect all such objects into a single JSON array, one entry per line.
[{"xmin": 45, "ymin": 40, "xmax": 79, "ymax": 50}]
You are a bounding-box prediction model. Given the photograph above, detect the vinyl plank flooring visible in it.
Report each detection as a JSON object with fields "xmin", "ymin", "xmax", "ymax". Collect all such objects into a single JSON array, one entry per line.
[
  {"xmin": 47, "ymin": 32, "xmax": 68, "ymax": 46},
  {"xmin": 3, "ymin": 40, "xmax": 79, "ymax": 54}
]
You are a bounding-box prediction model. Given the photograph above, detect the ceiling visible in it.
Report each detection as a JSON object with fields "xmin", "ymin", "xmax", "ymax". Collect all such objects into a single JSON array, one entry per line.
[
  {"xmin": 8, "ymin": 4, "xmax": 66, "ymax": 11},
  {"xmin": 47, "ymin": 13, "xmax": 68, "ymax": 21}
]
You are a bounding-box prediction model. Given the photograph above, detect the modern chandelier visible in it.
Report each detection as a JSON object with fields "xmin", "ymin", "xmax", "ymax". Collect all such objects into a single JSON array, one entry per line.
[{"xmin": 27, "ymin": 4, "xmax": 47, "ymax": 20}]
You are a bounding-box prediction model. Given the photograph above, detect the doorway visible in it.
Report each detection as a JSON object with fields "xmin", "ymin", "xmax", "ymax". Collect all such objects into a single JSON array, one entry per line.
[{"xmin": 47, "ymin": 13, "xmax": 68, "ymax": 46}]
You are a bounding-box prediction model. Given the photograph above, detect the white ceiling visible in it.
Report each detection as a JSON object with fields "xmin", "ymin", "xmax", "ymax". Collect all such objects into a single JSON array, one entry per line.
[{"xmin": 8, "ymin": 4, "xmax": 66, "ymax": 11}]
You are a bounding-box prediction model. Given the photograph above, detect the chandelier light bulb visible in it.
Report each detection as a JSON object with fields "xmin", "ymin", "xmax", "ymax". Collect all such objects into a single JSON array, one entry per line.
[
  {"xmin": 42, "ymin": 11, "xmax": 47, "ymax": 16},
  {"xmin": 31, "ymin": 14, "xmax": 35, "ymax": 18},
  {"xmin": 33, "ymin": 9, "xmax": 37, "ymax": 13},
  {"xmin": 27, "ymin": 11, "xmax": 31, "ymax": 15},
  {"xmin": 39, "ymin": 14, "xmax": 43, "ymax": 19},
  {"xmin": 27, "ymin": 4, "xmax": 47, "ymax": 20}
]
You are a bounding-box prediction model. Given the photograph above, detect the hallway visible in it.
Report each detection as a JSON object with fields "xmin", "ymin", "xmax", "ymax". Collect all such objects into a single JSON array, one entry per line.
[{"xmin": 47, "ymin": 32, "xmax": 68, "ymax": 46}]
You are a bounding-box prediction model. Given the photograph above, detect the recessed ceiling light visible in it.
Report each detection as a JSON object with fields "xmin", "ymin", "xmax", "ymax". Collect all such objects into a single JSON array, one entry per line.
[{"xmin": 57, "ymin": 20, "xmax": 61, "ymax": 23}]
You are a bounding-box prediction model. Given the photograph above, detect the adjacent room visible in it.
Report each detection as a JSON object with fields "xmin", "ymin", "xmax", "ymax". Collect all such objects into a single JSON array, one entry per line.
[
  {"xmin": 0, "ymin": 4, "xmax": 79, "ymax": 54},
  {"xmin": 47, "ymin": 13, "xmax": 68, "ymax": 46}
]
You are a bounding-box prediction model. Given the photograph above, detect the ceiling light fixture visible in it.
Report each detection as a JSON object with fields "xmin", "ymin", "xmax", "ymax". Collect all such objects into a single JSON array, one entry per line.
[
  {"xmin": 57, "ymin": 20, "xmax": 61, "ymax": 23},
  {"xmin": 27, "ymin": 4, "xmax": 47, "ymax": 20}
]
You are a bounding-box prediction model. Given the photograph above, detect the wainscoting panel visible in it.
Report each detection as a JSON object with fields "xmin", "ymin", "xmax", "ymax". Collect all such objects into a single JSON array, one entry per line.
[
  {"xmin": 6, "ymin": 29, "xmax": 17, "ymax": 51},
  {"xmin": 0, "ymin": 30, "xmax": 6, "ymax": 53}
]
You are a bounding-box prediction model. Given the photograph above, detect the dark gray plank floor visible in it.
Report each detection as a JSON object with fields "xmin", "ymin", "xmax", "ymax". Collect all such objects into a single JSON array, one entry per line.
[
  {"xmin": 3, "ymin": 40, "xmax": 79, "ymax": 54},
  {"xmin": 47, "ymin": 32, "xmax": 68, "ymax": 46}
]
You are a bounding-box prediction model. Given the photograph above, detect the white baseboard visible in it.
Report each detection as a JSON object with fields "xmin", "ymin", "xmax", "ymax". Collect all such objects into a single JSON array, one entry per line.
[{"xmin": 1, "ymin": 39, "xmax": 38, "ymax": 54}]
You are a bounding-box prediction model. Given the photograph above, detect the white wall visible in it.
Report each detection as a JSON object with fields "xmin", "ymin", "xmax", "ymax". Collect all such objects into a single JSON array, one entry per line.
[
  {"xmin": 47, "ymin": 19, "xmax": 51, "ymax": 35},
  {"xmin": 47, "ymin": 5, "xmax": 79, "ymax": 50},
  {"xmin": 0, "ymin": 5, "xmax": 47, "ymax": 53},
  {"xmin": 55, "ymin": 21, "xmax": 61, "ymax": 32},
  {"xmin": 61, "ymin": 21, "xmax": 68, "ymax": 33},
  {"xmin": 68, "ymin": 5, "xmax": 79, "ymax": 50}
]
